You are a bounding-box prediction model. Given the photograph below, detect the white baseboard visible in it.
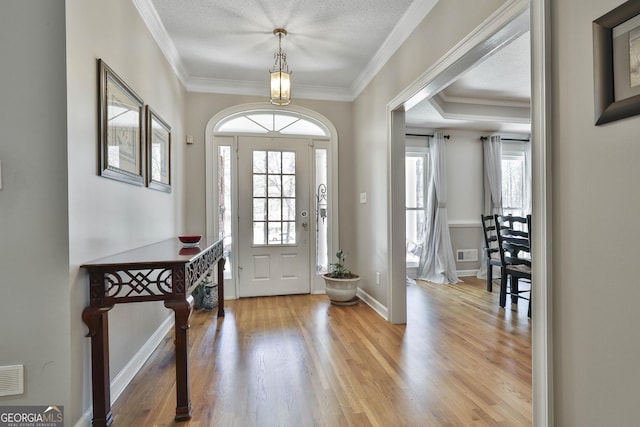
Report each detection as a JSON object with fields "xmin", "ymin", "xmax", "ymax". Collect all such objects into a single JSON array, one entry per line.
[
  {"xmin": 75, "ymin": 315, "xmax": 175, "ymax": 427},
  {"xmin": 457, "ymin": 269, "xmax": 479, "ymax": 277},
  {"xmin": 356, "ymin": 288, "xmax": 389, "ymax": 321}
]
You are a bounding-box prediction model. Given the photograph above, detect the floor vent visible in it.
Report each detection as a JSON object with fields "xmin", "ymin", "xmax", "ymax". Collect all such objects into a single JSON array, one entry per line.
[
  {"xmin": 0, "ymin": 365, "xmax": 24, "ymax": 397},
  {"xmin": 456, "ymin": 249, "xmax": 478, "ymax": 262}
]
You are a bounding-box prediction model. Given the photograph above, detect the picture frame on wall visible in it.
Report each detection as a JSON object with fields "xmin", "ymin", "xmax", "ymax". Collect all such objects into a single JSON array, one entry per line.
[
  {"xmin": 593, "ymin": 1, "xmax": 640, "ymax": 125},
  {"xmin": 145, "ymin": 106, "xmax": 172, "ymax": 193},
  {"xmin": 97, "ymin": 58, "xmax": 145, "ymax": 185}
]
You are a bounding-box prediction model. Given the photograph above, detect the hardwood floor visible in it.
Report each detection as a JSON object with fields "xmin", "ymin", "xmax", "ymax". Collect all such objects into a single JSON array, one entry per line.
[{"xmin": 111, "ymin": 276, "xmax": 531, "ymax": 426}]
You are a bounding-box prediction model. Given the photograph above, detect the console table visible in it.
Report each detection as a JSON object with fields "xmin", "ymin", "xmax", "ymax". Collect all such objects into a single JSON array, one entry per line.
[{"xmin": 81, "ymin": 237, "xmax": 225, "ymax": 427}]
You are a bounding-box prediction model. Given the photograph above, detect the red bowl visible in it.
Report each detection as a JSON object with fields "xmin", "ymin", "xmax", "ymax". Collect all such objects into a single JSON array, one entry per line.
[{"xmin": 179, "ymin": 235, "xmax": 201, "ymax": 244}]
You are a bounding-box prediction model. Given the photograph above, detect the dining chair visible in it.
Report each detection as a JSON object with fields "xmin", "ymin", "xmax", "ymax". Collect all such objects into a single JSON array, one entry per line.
[
  {"xmin": 480, "ymin": 214, "xmax": 501, "ymax": 292},
  {"xmin": 495, "ymin": 214, "xmax": 532, "ymax": 317}
]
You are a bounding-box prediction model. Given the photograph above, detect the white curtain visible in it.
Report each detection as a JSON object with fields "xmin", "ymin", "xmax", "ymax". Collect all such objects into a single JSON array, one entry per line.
[
  {"xmin": 477, "ymin": 135, "xmax": 503, "ymax": 279},
  {"xmin": 416, "ymin": 132, "xmax": 460, "ymax": 284},
  {"xmin": 523, "ymin": 140, "xmax": 532, "ymax": 215}
]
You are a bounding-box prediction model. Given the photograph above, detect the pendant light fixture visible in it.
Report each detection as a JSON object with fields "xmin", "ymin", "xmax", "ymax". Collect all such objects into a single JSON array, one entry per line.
[{"xmin": 269, "ymin": 28, "xmax": 291, "ymax": 106}]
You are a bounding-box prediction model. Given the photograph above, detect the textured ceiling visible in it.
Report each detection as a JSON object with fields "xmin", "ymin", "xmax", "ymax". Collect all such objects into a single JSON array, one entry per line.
[
  {"xmin": 136, "ymin": 0, "xmax": 531, "ymax": 132},
  {"xmin": 145, "ymin": 0, "xmax": 423, "ymax": 98},
  {"xmin": 405, "ymin": 31, "xmax": 531, "ymax": 133}
]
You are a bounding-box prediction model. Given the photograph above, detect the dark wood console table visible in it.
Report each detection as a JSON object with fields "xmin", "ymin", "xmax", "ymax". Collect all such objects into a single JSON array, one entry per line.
[{"xmin": 81, "ymin": 237, "xmax": 225, "ymax": 427}]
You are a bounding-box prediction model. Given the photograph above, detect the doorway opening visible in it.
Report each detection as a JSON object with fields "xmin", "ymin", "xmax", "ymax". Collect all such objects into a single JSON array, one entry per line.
[{"xmin": 204, "ymin": 103, "xmax": 339, "ymax": 299}]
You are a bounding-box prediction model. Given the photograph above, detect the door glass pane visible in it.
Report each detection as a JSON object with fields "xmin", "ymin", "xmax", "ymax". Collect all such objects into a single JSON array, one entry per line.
[
  {"xmin": 268, "ymin": 199, "xmax": 282, "ymax": 221},
  {"xmin": 282, "ymin": 175, "xmax": 295, "ymax": 197},
  {"xmin": 268, "ymin": 222, "xmax": 282, "ymax": 243},
  {"xmin": 314, "ymin": 148, "xmax": 329, "ymax": 273},
  {"xmin": 267, "ymin": 175, "xmax": 281, "ymax": 197},
  {"xmin": 252, "ymin": 149, "xmax": 297, "ymax": 246},
  {"xmin": 267, "ymin": 151, "xmax": 281, "ymax": 173},
  {"xmin": 253, "ymin": 199, "xmax": 266, "ymax": 221},
  {"xmin": 282, "ymin": 151, "xmax": 296, "ymax": 174},
  {"xmin": 253, "ymin": 222, "xmax": 266, "ymax": 245},
  {"xmin": 283, "ymin": 199, "xmax": 296, "ymax": 221},
  {"xmin": 253, "ymin": 150, "xmax": 266, "ymax": 173},
  {"xmin": 218, "ymin": 145, "xmax": 233, "ymax": 279},
  {"xmin": 282, "ymin": 222, "xmax": 296, "ymax": 244},
  {"xmin": 253, "ymin": 175, "xmax": 266, "ymax": 197}
]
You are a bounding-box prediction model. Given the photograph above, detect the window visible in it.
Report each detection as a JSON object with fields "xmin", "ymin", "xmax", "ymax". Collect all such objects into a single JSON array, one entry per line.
[
  {"xmin": 501, "ymin": 142, "xmax": 527, "ymax": 217},
  {"xmin": 217, "ymin": 145, "xmax": 233, "ymax": 278},
  {"xmin": 252, "ymin": 150, "xmax": 297, "ymax": 245},
  {"xmin": 315, "ymin": 148, "xmax": 329, "ymax": 274},
  {"xmin": 217, "ymin": 111, "xmax": 329, "ymax": 136},
  {"xmin": 405, "ymin": 150, "xmax": 429, "ymax": 266}
]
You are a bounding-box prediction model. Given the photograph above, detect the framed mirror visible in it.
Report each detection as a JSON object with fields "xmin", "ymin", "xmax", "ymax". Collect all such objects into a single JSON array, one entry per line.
[
  {"xmin": 146, "ymin": 106, "xmax": 171, "ymax": 192},
  {"xmin": 97, "ymin": 59, "xmax": 145, "ymax": 185}
]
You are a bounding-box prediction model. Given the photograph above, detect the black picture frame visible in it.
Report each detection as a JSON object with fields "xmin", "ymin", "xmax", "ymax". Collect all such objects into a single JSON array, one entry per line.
[
  {"xmin": 97, "ymin": 59, "xmax": 145, "ymax": 185},
  {"xmin": 146, "ymin": 106, "xmax": 172, "ymax": 193},
  {"xmin": 593, "ymin": 1, "xmax": 640, "ymax": 125}
]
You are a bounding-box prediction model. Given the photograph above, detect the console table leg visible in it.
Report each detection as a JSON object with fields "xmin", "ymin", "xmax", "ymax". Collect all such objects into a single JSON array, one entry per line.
[
  {"xmin": 164, "ymin": 299, "xmax": 192, "ymax": 421},
  {"xmin": 82, "ymin": 307, "xmax": 114, "ymax": 427}
]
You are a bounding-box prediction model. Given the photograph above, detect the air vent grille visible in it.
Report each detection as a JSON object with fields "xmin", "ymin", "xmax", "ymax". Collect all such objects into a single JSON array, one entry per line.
[
  {"xmin": 0, "ymin": 365, "xmax": 24, "ymax": 397},
  {"xmin": 456, "ymin": 249, "xmax": 478, "ymax": 262}
]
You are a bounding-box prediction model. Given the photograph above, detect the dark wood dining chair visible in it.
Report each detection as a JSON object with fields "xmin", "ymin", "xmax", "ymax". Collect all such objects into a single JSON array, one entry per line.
[
  {"xmin": 495, "ymin": 214, "xmax": 532, "ymax": 317},
  {"xmin": 480, "ymin": 214, "xmax": 502, "ymax": 292}
]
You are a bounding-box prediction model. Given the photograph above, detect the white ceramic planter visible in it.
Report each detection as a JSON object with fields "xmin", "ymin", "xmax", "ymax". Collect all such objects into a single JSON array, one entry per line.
[{"xmin": 322, "ymin": 274, "xmax": 360, "ymax": 305}]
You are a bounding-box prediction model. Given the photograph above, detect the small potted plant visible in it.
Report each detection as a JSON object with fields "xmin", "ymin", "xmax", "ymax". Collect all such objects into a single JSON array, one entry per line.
[{"xmin": 322, "ymin": 249, "xmax": 360, "ymax": 305}]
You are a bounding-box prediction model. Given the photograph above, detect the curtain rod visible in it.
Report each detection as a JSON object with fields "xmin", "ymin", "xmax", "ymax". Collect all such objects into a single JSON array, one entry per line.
[
  {"xmin": 405, "ymin": 133, "xmax": 450, "ymax": 139},
  {"xmin": 480, "ymin": 136, "xmax": 530, "ymax": 142}
]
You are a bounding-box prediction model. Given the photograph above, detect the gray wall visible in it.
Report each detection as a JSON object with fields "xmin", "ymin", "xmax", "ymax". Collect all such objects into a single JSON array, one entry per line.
[
  {"xmin": 0, "ymin": 0, "xmax": 71, "ymax": 410},
  {"xmin": 552, "ymin": 0, "xmax": 640, "ymax": 424},
  {"xmin": 351, "ymin": 0, "xmax": 507, "ymax": 305},
  {"xmin": 1, "ymin": 0, "xmax": 188, "ymax": 423}
]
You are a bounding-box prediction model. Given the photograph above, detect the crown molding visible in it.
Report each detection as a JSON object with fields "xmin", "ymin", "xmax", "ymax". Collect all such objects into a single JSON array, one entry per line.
[
  {"xmin": 131, "ymin": 0, "xmax": 189, "ymax": 83},
  {"xmin": 349, "ymin": 0, "xmax": 439, "ymax": 98},
  {"xmin": 185, "ymin": 77, "xmax": 354, "ymax": 102},
  {"xmin": 429, "ymin": 93, "xmax": 530, "ymax": 123},
  {"xmin": 133, "ymin": 0, "xmax": 437, "ymax": 100},
  {"xmin": 437, "ymin": 90, "xmax": 530, "ymax": 108}
]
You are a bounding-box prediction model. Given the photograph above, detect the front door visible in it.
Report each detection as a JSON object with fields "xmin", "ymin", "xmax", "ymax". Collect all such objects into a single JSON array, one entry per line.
[{"xmin": 237, "ymin": 136, "xmax": 311, "ymax": 297}]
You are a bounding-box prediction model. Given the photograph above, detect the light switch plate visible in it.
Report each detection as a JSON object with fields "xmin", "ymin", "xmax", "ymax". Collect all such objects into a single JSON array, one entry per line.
[{"xmin": 359, "ymin": 192, "xmax": 367, "ymax": 203}]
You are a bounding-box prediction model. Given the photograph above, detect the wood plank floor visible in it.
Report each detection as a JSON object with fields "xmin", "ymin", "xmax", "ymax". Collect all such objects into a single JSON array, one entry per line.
[{"xmin": 111, "ymin": 276, "xmax": 531, "ymax": 426}]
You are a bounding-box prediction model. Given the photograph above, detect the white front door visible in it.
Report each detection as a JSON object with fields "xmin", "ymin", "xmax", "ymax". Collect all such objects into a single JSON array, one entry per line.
[{"xmin": 237, "ymin": 136, "xmax": 311, "ymax": 297}]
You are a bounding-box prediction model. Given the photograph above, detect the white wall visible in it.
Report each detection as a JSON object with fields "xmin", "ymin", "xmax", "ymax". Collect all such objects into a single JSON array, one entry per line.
[
  {"xmin": 446, "ymin": 130, "xmax": 484, "ymax": 272},
  {"xmin": 352, "ymin": 0, "xmax": 507, "ymax": 306},
  {"xmin": 552, "ymin": 0, "xmax": 640, "ymax": 424},
  {"xmin": 0, "ymin": 0, "xmax": 71, "ymax": 410}
]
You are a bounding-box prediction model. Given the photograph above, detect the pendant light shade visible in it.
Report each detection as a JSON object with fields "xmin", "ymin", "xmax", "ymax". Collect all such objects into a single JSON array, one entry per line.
[{"xmin": 269, "ymin": 29, "xmax": 291, "ymax": 106}]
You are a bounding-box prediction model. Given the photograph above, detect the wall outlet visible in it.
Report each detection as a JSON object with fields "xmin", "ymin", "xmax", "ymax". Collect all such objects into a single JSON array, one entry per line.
[
  {"xmin": 359, "ymin": 192, "xmax": 367, "ymax": 203},
  {"xmin": 376, "ymin": 272, "xmax": 381, "ymax": 285}
]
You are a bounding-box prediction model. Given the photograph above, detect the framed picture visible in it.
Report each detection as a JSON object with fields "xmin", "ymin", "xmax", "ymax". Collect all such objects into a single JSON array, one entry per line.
[
  {"xmin": 146, "ymin": 106, "xmax": 172, "ymax": 192},
  {"xmin": 593, "ymin": 1, "xmax": 640, "ymax": 125},
  {"xmin": 97, "ymin": 59, "xmax": 145, "ymax": 185}
]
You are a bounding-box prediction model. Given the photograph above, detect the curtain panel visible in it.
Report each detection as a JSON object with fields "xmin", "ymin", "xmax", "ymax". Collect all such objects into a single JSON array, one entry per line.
[{"xmin": 416, "ymin": 132, "xmax": 460, "ymax": 284}]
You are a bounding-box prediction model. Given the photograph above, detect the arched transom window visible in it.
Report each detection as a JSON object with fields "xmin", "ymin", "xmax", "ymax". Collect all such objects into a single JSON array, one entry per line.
[{"xmin": 215, "ymin": 110, "xmax": 329, "ymax": 137}]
